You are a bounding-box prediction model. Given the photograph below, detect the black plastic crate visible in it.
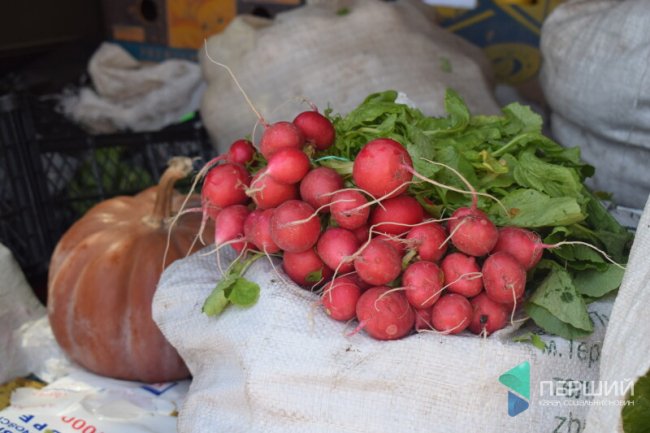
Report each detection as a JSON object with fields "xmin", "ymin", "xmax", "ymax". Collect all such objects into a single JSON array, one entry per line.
[{"xmin": 0, "ymin": 92, "xmax": 215, "ymax": 300}]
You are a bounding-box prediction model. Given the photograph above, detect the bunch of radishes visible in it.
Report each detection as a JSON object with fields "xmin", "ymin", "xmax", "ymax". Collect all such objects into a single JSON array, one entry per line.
[{"xmin": 198, "ymin": 107, "xmax": 553, "ymax": 341}]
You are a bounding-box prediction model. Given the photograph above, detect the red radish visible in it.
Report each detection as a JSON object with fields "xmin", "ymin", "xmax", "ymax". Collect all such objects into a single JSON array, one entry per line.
[
  {"xmin": 259, "ymin": 121, "xmax": 305, "ymax": 159},
  {"xmin": 352, "ymin": 224, "xmax": 370, "ymax": 244},
  {"xmin": 282, "ymin": 248, "xmax": 332, "ymax": 287},
  {"xmin": 321, "ymin": 276, "xmax": 361, "ymax": 321},
  {"xmin": 349, "ymin": 272, "xmax": 372, "ymax": 291},
  {"xmin": 270, "ymin": 200, "xmax": 322, "ymax": 253},
  {"xmin": 330, "ymin": 190, "xmax": 370, "ymax": 230},
  {"xmin": 491, "ymin": 227, "xmax": 543, "ymax": 270},
  {"xmin": 441, "ymin": 253, "xmax": 483, "ymax": 297},
  {"xmin": 243, "ymin": 209, "xmax": 280, "ymax": 253},
  {"xmin": 293, "ymin": 111, "xmax": 335, "ymax": 150},
  {"xmin": 430, "ymin": 294, "xmax": 473, "ymax": 334},
  {"xmin": 249, "ymin": 171, "xmax": 299, "ymax": 209},
  {"xmin": 352, "ymin": 138, "xmax": 413, "ymax": 199},
  {"xmin": 226, "ymin": 139, "xmax": 256, "ymax": 164},
  {"xmin": 468, "ymin": 293, "xmax": 509, "ymax": 335},
  {"xmin": 354, "ymin": 287, "xmax": 415, "ymax": 340},
  {"xmin": 374, "ymin": 233, "xmax": 407, "ymax": 256},
  {"xmin": 414, "ymin": 308, "xmax": 433, "ymax": 331},
  {"xmin": 402, "ymin": 261, "xmax": 445, "ymax": 309},
  {"xmin": 401, "ymin": 159, "xmax": 500, "ymax": 257},
  {"xmin": 316, "ymin": 228, "xmax": 360, "ymax": 273},
  {"xmin": 202, "ymin": 163, "xmax": 251, "ymax": 212},
  {"xmin": 406, "ymin": 222, "xmax": 448, "ymax": 262},
  {"xmin": 299, "ymin": 167, "xmax": 344, "ymax": 212},
  {"xmin": 354, "ymin": 239, "xmax": 402, "ymax": 286},
  {"xmin": 482, "ymin": 252, "xmax": 527, "ymax": 304},
  {"xmin": 264, "ymin": 148, "xmax": 310, "ymax": 185},
  {"xmin": 447, "ymin": 207, "xmax": 498, "ymax": 257},
  {"xmin": 369, "ymin": 195, "xmax": 424, "ymax": 235},
  {"xmin": 214, "ymin": 205, "xmax": 249, "ymax": 253}
]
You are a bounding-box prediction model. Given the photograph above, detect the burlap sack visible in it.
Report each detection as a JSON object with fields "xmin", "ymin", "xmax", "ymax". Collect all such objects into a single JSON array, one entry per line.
[
  {"xmin": 200, "ymin": 0, "xmax": 500, "ymax": 153},
  {"xmin": 153, "ymin": 197, "xmax": 650, "ymax": 432},
  {"xmin": 540, "ymin": 0, "xmax": 650, "ymax": 209}
]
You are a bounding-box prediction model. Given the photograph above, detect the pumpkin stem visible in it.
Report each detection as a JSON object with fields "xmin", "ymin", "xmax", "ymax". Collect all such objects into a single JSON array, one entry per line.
[{"xmin": 144, "ymin": 157, "xmax": 193, "ymax": 228}]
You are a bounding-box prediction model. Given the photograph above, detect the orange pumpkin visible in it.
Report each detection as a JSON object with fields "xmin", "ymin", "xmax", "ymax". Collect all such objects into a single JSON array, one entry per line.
[{"xmin": 48, "ymin": 157, "xmax": 210, "ymax": 382}]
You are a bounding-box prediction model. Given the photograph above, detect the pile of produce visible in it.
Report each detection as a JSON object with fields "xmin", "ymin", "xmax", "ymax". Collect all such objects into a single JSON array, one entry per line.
[{"xmin": 199, "ymin": 90, "xmax": 632, "ymax": 341}]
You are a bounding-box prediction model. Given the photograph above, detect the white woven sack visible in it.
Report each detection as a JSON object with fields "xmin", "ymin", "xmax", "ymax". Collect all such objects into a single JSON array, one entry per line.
[
  {"xmin": 200, "ymin": 0, "xmax": 500, "ymax": 153},
  {"xmin": 154, "ymin": 195, "xmax": 650, "ymax": 432},
  {"xmin": 540, "ymin": 0, "xmax": 650, "ymax": 209}
]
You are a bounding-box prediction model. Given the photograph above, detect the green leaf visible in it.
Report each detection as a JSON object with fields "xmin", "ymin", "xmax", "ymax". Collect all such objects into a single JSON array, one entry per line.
[
  {"xmin": 573, "ymin": 265, "xmax": 625, "ymax": 298},
  {"xmin": 305, "ymin": 268, "xmax": 324, "ymax": 283},
  {"xmin": 514, "ymin": 151, "xmax": 583, "ymax": 199},
  {"xmin": 525, "ymin": 261, "xmax": 593, "ymax": 338},
  {"xmin": 444, "ymin": 88, "xmax": 470, "ymax": 133},
  {"xmin": 623, "ymin": 370, "xmax": 650, "ymax": 433},
  {"xmin": 439, "ymin": 56, "xmax": 452, "ymax": 73},
  {"xmin": 227, "ymin": 277, "xmax": 260, "ymax": 307},
  {"xmin": 513, "ymin": 332, "xmax": 547, "ymax": 351},
  {"xmin": 490, "ymin": 189, "xmax": 585, "ymax": 227},
  {"xmin": 525, "ymin": 303, "xmax": 593, "ymax": 340},
  {"xmin": 202, "ymin": 275, "xmax": 236, "ymax": 317},
  {"xmin": 502, "ymin": 103, "xmax": 543, "ymax": 134}
]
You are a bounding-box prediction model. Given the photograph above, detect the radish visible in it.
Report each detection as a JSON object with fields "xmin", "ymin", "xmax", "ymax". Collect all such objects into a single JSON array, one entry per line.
[
  {"xmin": 414, "ymin": 307, "xmax": 433, "ymax": 331},
  {"xmin": 352, "ymin": 224, "xmax": 370, "ymax": 244},
  {"xmin": 430, "ymin": 294, "xmax": 473, "ymax": 334},
  {"xmin": 352, "ymin": 138, "xmax": 413, "ymax": 199},
  {"xmin": 259, "ymin": 121, "xmax": 305, "ymax": 159},
  {"xmin": 293, "ymin": 110, "xmax": 335, "ymax": 150},
  {"xmin": 270, "ymin": 200, "xmax": 322, "ymax": 253},
  {"xmin": 282, "ymin": 248, "xmax": 332, "ymax": 287},
  {"xmin": 482, "ymin": 252, "xmax": 527, "ymax": 304},
  {"xmin": 353, "ymin": 238, "xmax": 402, "ymax": 285},
  {"xmin": 369, "ymin": 194, "xmax": 424, "ymax": 235},
  {"xmin": 214, "ymin": 204, "xmax": 249, "ymax": 253},
  {"xmin": 300, "ymin": 167, "xmax": 344, "ymax": 212},
  {"xmin": 226, "ymin": 139, "xmax": 256, "ymax": 164},
  {"xmin": 373, "ymin": 233, "xmax": 408, "ymax": 257},
  {"xmin": 447, "ymin": 207, "xmax": 499, "ymax": 257},
  {"xmin": 248, "ymin": 171, "xmax": 299, "ymax": 209},
  {"xmin": 202, "ymin": 163, "xmax": 251, "ymax": 213},
  {"xmin": 440, "ymin": 252, "xmax": 483, "ymax": 297},
  {"xmin": 316, "ymin": 227, "xmax": 360, "ymax": 273},
  {"xmin": 354, "ymin": 287, "xmax": 415, "ymax": 340},
  {"xmin": 402, "ymin": 261, "xmax": 445, "ymax": 309},
  {"xmin": 406, "ymin": 221, "xmax": 448, "ymax": 262},
  {"xmin": 244, "ymin": 209, "xmax": 280, "ymax": 254},
  {"xmin": 491, "ymin": 227, "xmax": 543, "ymax": 270},
  {"xmin": 262, "ymin": 147, "xmax": 311, "ymax": 185},
  {"xmin": 330, "ymin": 190, "xmax": 370, "ymax": 230},
  {"xmin": 468, "ymin": 293, "xmax": 509, "ymax": 335},
  {"xmin": 321, "ymin": 276, "xmax": 361, "ymax": 321},
  {"xmin": 401, "ymin": 159, "xmax": 501, "ymax": 257}
]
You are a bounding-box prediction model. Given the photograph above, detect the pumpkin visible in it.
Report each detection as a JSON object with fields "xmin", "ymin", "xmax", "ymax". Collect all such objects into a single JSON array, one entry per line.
[{"xmin": 48, "ymin": 157, "xmax": 210, "ymax": 382}]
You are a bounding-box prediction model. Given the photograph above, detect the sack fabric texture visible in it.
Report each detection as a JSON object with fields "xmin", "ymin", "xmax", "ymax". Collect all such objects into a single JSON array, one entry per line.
[
  {"xmin": 540, "ymin": 0, "xmax": 650, "ymax": 209},
  {"xmin": 199, "ymin": 0, "xmax": 500, "ymax": 153},
  {"xmin": 153, "ymin": 195, "xmax": 650, "ymax": 433}
]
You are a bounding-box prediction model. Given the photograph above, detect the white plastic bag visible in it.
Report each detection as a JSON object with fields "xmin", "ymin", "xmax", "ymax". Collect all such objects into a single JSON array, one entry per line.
[
  {"xmin": 61, "ymin": 43, "xmax": 203, "ymax": 134},
  {"xmin": 200, "ymin": 0, "xmax": 500, "ymax": 152},
  {"xmin": 0, "ymin": 243, "xmax": 47, "ymax": 383}
]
